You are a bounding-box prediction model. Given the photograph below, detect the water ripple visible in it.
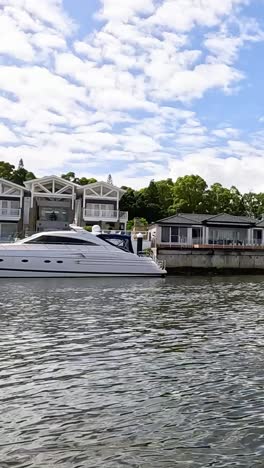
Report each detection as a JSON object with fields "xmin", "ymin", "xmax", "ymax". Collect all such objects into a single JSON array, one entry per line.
[{"xmin": 0, "ymin": 276, "xmax": 264, "ymax": 467}]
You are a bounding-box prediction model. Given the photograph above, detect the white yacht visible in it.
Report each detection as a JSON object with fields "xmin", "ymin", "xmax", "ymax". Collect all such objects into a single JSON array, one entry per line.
[{"xmin": 0, "ymin": 226, "xmax": 166, "ymax": 278}]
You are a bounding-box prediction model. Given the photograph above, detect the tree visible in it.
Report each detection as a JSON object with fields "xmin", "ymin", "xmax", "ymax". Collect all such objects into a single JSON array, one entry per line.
[
  {"xmin": 204, "ymin": 183, "xmax": 245, "ymax": 215},
  {"xmin": 12, "ymin": 159, "xmax": 35, "ymax": 186},
  {"xmin": 243, "ymin": 192, "xmax": 264, "ymax": 218},
  {"xmin": 0, "ymin": 161, "xmax": 15, "ymax": 180},
  {"xmin": 155, "ymin": 179, "xmax": 174, "ymax": 217},
  {"xmin": 61, "ymin": 171, "xmax": 76, "ymax": 182},
  {"xmin": 138, "ymin": 180, "xmax": 163, "ymax": 222},
  {"xmin": 77, "ymin": 177, "xmax": 97, "ymax": 185},
  {"xmin": 119, "ymin": 187, "xmax": 138, "ymax": 219},
  {"xmin": 18, "ymin": 158, "xmax": 24, "ymax": 169},
  {"xmin": 61, "ymin": 172, "xmax": 97, "ymax": 185},
  {"xmin": 0, "ymin": 160, "xmax": 35, "ymax": 186},
  {"xmin": 107, "ymin": 174, "xmax": 113, "ymax": 185},
  {"xmin": 172, "ymin": 175, "xmax": 207, "ymax": 213}
]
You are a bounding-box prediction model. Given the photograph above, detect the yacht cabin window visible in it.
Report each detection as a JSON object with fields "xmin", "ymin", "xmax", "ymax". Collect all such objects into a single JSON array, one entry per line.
[{"xmin": 26, "ymin": 235, "xmax": 97, "ymax": 245}]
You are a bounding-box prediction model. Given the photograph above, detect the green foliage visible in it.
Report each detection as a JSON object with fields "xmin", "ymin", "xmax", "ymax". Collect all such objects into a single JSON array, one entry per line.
[
  {"xmin": 61, "ymin": 171, "xmax": 76, "ymax": 182},
  {"xmin": 78, "ymin": 177, "xmax": 97, "ymax": 185},
  {"xmin": 0, "ymin": 161, "xmax": 16, "ymax": 180},
  {"xmin": 0, "ymin": 160, "xmax": 35, "ymax": 186},
  {"xmin": 84, "ymin": 226, "xmax": 92, "ymax": 232},
  {"xmin": 126, "ymin": 219, "xmax": 134, "ymax": 231},
  {"xmin": 61, "ymin": 172, "xmax": 97, "ymax": 185},
  {"xmin": 120, "ymin": 175, "xmax": 264, "ymax": 222},
  {"xmin": 172, "ymin": 175, "xmax": 207, "ymax": 213}
]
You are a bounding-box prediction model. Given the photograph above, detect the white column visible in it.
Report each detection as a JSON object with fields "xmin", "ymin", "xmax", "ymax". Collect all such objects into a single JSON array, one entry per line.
[
  {"xmin": 204, "ymin": 226, "xmax": 209, "ymax": 244},
  {"xmin": 23, "ymin": 197, "xmax": 31, "ymax": 226},
  {"xmin": 20, "ymin": 190, "xmax": 23, "ymax": 208},
  {"xmin": 247, "ymin": 228, "xmax": 252, "ymax": 245},
  {"xmin": 72, "ymin": 187, "xmax": 75, "ymax": 210},
  {"xmin": 187, "ymin": 227, "xmax": 192, "ymax": 245},
  {"xmin": 31, "ymin": 184, "xmax": 34, "ymax": 208}
]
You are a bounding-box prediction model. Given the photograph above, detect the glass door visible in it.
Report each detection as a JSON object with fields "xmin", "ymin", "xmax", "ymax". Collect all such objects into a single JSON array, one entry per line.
[{"xmin": 192, "ymin": 227, "xmax": 202, "ymax": 244}]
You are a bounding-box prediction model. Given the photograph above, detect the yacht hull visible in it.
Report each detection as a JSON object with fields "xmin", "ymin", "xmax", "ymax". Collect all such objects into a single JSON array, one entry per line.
[{"xmin": 0, "ymin": 250, "xmax": 166, "ymax": 278}]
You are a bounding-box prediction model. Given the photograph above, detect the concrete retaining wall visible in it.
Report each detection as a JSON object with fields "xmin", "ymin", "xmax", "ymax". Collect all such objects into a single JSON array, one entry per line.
[{"xmin": 157, "ymin": 247, "xmax": 264, "ymax": 274}]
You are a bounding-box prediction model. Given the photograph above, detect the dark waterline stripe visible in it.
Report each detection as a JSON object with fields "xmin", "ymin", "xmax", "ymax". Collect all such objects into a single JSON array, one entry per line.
[{"xmin": 0, "ymin": 267, "xmax": 164, "ymax": 277}]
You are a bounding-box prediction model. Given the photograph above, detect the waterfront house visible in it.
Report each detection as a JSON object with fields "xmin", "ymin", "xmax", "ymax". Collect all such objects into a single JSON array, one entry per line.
[
  {"xmin": 3, "ymin": 175, "xmax": 129, "ymax": 237},
  {"xmin": 24, "ymin": 175, "xmax": 78, "ymax": 233},
  {"xmin": 149, "ymin": 213, "xmax": 264, "ymax": 248},
  {"xmin": 0, "ymin": 178, "xmax": 26, "ymax": 241},
  {"xmin": 77, "ymin": 180, "xmax": 128, "ymax": 231}
]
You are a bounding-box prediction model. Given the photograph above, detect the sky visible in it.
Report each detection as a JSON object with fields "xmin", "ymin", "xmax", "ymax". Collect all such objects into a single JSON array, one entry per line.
[{"xmin": 1, "ymin": 0, "xmax": 264, "ymax": 191}]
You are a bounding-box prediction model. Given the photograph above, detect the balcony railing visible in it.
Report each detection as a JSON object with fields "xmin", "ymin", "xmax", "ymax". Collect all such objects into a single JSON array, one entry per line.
[
  {"xmin": 0, "ymin": 208, "xmax": 21, "ymax": 220},
  {"xmin": 83, "ymin": 209, "xmax": 128, "ymax": 222}
]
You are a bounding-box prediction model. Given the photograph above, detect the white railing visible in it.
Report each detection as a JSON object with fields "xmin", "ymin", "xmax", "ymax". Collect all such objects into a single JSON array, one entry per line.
[
  {"xmin": 0, "ymin": 208, "xmax": 21, "ymax": 219},
  {"xmin": 83, "ymin": 209, "xmax": 118, "ymax": 220},
  {"xmin": 83, "ymin": 209, "xmax": 128, "ymax": 221}
]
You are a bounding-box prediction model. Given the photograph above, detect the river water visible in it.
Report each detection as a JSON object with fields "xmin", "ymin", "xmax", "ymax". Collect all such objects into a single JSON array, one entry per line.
[{"xmin": 0, "ymin": 276, "xmax": 264, "ymax": 468}]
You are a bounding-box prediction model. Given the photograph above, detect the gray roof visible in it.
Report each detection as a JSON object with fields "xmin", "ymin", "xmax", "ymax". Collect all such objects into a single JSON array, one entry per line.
[
  {"xmin": 157, "ymin": 213, "xmax": 209, "ymax": 225},
  {"xmin": 256, "ymin": 219, "xmax": 264, "ymax": 227},
  {"xmin": 157, "ymin": 213, "xmax": 256, "ymax": 226},
  {"xmin": 206, "ymin": 214, "xmax": 256, "ymax": 225}
]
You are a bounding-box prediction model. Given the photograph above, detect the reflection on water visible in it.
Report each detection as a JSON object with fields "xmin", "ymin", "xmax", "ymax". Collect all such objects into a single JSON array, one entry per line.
[{"xmin": 0, "ymin": 276, "xmax": 264, "ymax": 467}]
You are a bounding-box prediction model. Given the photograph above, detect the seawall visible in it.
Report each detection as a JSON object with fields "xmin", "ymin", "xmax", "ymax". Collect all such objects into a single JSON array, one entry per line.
[{"xmin": 157, "ymin": 246, "xmax": 264, "ymax": 275}]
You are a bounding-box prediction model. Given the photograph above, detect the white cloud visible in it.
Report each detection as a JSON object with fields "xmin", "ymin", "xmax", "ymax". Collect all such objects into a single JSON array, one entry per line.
[
  {"xmin": 169, "ymin": 141, "xmax": 264, "ymax": 193},
  {"xmin": 150, "ymin": 62, "xmax": 243, "ymax": 101},
  {"xmin": 1, "ymin": 0, "xmax": 74, "ymax": 33},
  {"xmin": 0, "ymin": 0, "xmax": 262, "ymax": 192},
  {"xmin": 205, "ymin": 18, "xmax": 264, "ymax": 65},
  {"xmin": 0, "ymin": 0, "xmax": 73, "ymax": 62},
  {"xmin": 149, "ymin": 0, "xmax": 248, "ymax": 32},
  {"xmin": 74, "ymin": 41, "xmax": 102, "ymax": 61},
  {"xmin": 212, "ymin": 127, "xmax": 240, "ymax": 138},
  {"xmin": 97, "ymin": 0, "xmax": 154, "ymax": 22},
  {"xmin": 0, "ymin": 15, "xmax": 35, "ymax": 61},
  {"xmin": 0, "ymin": 124, "xmax": 17, "ymax": 143}
]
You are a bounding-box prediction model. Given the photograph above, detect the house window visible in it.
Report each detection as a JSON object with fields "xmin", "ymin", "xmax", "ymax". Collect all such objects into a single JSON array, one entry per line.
[
  {"xmin": 161, "ymin": 226, "xmax": 188, "ymax": 244},
  {"xmin": 0, "ymin": 200, "xmax": 19, "ymax": 212},
  {"xmin": 0, "ymin": 223, "xmax": 17, "ymax": 240},
  {"xmin": 161, "ymin": 226, "xmax": 170, "ymax": 242},
  {"xmin": 253, "ymin": 229, "xmax": 262, "ymax": 245},
  {"xmin": 39, "ymin": 207, "xmax": 68, "ymax": 222},
  {"xmin": 192, "ymin": 227, "xmax": 203, "ymax": 243},
  {"xmin": 208, "ymin": 227, "xmax": 248, "ymax": 245}
]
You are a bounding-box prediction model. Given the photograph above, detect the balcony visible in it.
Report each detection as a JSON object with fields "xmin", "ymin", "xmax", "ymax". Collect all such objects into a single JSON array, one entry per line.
[
  {"xmin": 83, "ymin": 209, "xmax": 128, "ymax": 222},
  {"xmin": 0, "ymin": 208, "xmax": 21, "ymax": 221}
]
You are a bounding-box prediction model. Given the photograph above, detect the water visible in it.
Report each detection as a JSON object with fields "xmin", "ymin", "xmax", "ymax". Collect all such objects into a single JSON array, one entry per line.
[{"xmin": 0, "ymin": 276, "xmax": 264, "ymax": 468}]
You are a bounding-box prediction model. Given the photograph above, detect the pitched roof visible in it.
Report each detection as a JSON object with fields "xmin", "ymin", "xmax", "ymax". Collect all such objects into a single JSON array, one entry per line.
[
  {"xmin": 256, "ymin": 219, "xmax": 264, "ymax": 227},
  {"xmin": 0, "ymin": 178, "xmax": 26, "ymax": 191},
  {"xmin": 24, "ymin": 175, "xmax": 80, "ymax": 189},
  {"xmin": 205, "ymin": 214, "xmax": 255, "ymax": 225},
  {"xmin": 79, "ymin": 181, "xmax": 125, "ymax": 193},
  {"xmin": 156, "ymin": 212, "xmax": 256, "ymax": 226},
  {"xmin": 157, "ymin": 213, "xmax": 209, "ymax": 225}
]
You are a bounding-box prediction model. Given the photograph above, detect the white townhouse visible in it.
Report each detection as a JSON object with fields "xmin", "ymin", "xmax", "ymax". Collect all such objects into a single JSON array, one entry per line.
[
  {"xmin": 0, "ymin": 178, "xmax": 26, "ymax": 241},
  {"xmin": 0, "ymin": 175, "xmax": 128, "ymax": 240}
]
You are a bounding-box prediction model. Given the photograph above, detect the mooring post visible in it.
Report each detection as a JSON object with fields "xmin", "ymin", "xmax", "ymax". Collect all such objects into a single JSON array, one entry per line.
[{"xmin": 137, "ymin": 233, "xmax": 143, "ymax": 255}]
